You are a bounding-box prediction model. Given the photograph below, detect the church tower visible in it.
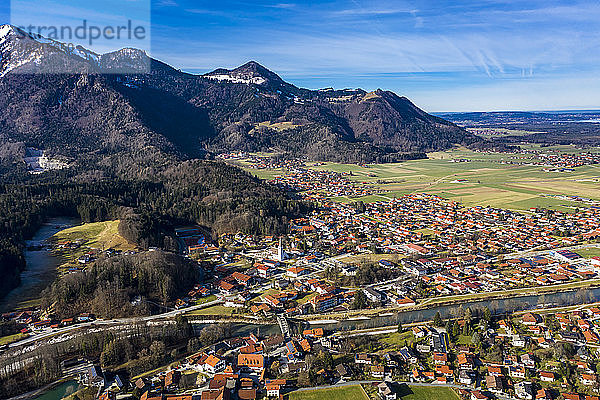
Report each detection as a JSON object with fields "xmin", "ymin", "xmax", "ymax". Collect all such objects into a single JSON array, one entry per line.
[{"xmin": 277, "ymin": 237, "xmax": 286, "ymax": 261}]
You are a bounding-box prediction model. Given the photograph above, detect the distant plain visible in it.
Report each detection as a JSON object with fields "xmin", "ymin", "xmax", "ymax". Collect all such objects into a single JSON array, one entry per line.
[{"xmin": 242, "ymin": 145, "xmax": 600, "ymax": 212}]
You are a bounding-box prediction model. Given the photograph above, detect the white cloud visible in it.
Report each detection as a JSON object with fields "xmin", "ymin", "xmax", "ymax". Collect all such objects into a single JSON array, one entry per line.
[
  {"xmin": 150, "ymin": 0, "xmax": 600, "ymax": 111},
  {"xmin": 334, "ymin": 8, "xmax": 414, "ymax": 16}
]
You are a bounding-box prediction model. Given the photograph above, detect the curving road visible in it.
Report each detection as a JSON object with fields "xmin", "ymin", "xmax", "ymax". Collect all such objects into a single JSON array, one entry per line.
[{"xmin": 7, "ymin": 299, "xmax": 224, "ymax": 349}]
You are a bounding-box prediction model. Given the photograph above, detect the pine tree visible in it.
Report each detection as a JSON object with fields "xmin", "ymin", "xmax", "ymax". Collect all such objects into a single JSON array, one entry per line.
[
  {"xmin": 483, "ymin": 307, "xmax": 492, "ymax": 323},
  {"xmin": 452, "ymin": 322, "xmax": 460, "ymax": 340},
  {"xmin": 464, "ymin": 307, "xmax": 473, "ymax": 327},
  {"xmin": 433, "ymin": 311, "xmax": 443, "ymax": 327}
]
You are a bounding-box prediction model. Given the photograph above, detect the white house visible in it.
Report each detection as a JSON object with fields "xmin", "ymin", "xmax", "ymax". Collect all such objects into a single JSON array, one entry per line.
[{"xmin": 203, "ymin": 355, "xmax": 225, "ymax": 374}]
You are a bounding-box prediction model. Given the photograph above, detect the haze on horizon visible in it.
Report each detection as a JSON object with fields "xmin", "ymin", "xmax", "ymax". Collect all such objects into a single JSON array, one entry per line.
[{"xmin": 4, "ymin": 0, "xmax": 600, "ymax": 112}]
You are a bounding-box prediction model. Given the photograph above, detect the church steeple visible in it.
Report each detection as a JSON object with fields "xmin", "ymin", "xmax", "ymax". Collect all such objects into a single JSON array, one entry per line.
[{"xmin": 277, "ymin": 237, "xmax": 286, "ymax": 261}]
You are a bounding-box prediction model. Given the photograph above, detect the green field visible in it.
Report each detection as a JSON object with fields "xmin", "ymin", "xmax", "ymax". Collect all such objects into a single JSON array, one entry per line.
[
  {"xmin": 53, "ymin": 220, "xmax": 136, "ymax": 254},
  {"xmin": 246, "ymin": 167, "xmax": 286, "ymax": 180},
  {"xmin": 287, "ymin": 385, "xmax": 458, "ymax": 400},
  {"xmin": 287, "ymin": 385, "xmax": 369, "ymax": 400},
  {"xmin": 338, "ymin": 253, "xmax": 405, "ymax": 264},
  {"xmin": 575, "ymin": 247, "xmax": 600, "ymax": 258},
  {"xmin": 0, "ymin": 332, "xmax": 28, "ymax": 345},
  {"xmin": 193, "ymin": 295, "xmax": 217, "ymax": 305},
  {"xmin": 380, "ymin": 330, "xmax": 415, "ymax": 349},
  {"xmin": 51, "ymin": 220, "xmax": 137, "ymax": 274},
  {"xmin": 240, "ymin": 146, "xmax": 600, "ymax": 211},
  {"xmin": 185, "ymin": 305, "xmax": 235, "ymax": 316},
  {"xmin": 398, "ymin": 386, "xmax": 460, "ymax": 400}
]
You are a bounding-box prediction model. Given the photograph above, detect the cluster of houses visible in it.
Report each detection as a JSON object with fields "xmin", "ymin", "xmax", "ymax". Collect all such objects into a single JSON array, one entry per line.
[
  {"xmin": 171, "ymin": 192, "xmax": 600, "ymax": 321},
  {"xmin": 89, "ymin": 324, "xmax": 452, "ymax": 400},
  {"xmin": 53, "ymin": 238, "xmax": 135, "ymax": 277},
  {"xmin": 525, "ymin": 150, "xmax": 600, "ymax": 170},
  {"xmin": 8, "ymin": 190, "xmax": 600, "ymax": 348},
  {"xmin": 464, "ymin": 308, "xmax": 600, "ymax": 400},
  {"xmin": 86, "ymin": 304, "xmax": 600, "ymax": 400},
  {"xmin": 217, "ymin": 153, "xmax": 307, "ymax": 171},
  {"xmin": 206, "ymin": 253, "xmax": 361, "ymax": 316},
  {"xmin": 281, "ymin": 194, "xmax": 600, "ymax": 306},
  {"xmin": 469, "ymin": 148, "xmax": 600, "ymax": 170},
  {"xmin": 215, "ymin": 151, "xmax": 249, "ymax": 161},
  {"xmin": 0, "ymin": 310, "xmax": 95, "ymax": 338},
  {"xmin": 415, "ymin": 249, "xmax": 600, "ymax": 299},
  {"xmin": 90, "ymin": 328, "xmax": 329, "ymax": 400},
  {"xmin": 335, "ymin": 307, "xmax": 600, "ymax": 400},
  {"xmin": 290, "ymin": 193, "xmax": 600, "ymax": 257},
  {"xmin": 269, "ymin": 167, "xmax": 382, "ymax": 199}
]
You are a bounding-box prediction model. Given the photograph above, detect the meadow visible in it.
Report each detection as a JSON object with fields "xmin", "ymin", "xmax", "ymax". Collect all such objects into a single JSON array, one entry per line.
[
  {"xmin": 397, "ymin": 386, "xmax": 460, "ymax": 400},
  {"xmin": 286, "ymin": 384, "xmax": 459, "ymax": 400},
  {"xmin": 287, "ymin": 385, "xmax": 369, "ymax": 400},
  {"xmin": 51, "ymin": 220, "xmax": 136, "ymax": 273},
  {"xmin": 242, "ymin": 146, "xmax": 600, "ymax": 211},
  {"xmin": 52, "ymin": 220, "xmax": 135, "ymax": 253}
]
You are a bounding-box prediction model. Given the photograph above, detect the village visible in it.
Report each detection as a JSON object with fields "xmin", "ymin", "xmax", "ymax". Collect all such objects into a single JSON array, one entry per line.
[
  {"xmin": 3, "ymin": 151, "xmax": 600, "ymax": 400},
  {"xmin": 4, "ymin": 165, "xmax": 600, "ymax": 352},
  {"xmin": 217, "ymin": 148, "xmax": 600, "ymax": 173},
  {"xmin": 70, "ymin": 303, "xmax": 600, "ymax": 400},
  {"xmin": 470, "ymin": 149, "xmax": 600, "ymax": 171}
]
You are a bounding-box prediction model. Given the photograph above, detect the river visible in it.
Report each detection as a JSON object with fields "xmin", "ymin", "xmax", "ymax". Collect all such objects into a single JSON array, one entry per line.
[
  {"xmin": 192, "ymin": 288, "xmax": 600, "ymax": 336},
  {"xmin": 305, "ymin": 286, "xmax": 600, "ymax": 332},
  {"xmin": 32, "ymin": 380, "xmax": 81, "ymax": 400},
  {"xmin": 0, "ymin": 217, "xmax": 79, "ymax": 312},
  {"xmin": 9, "ymin": 218, "xmax": 600, "ymax": 398},
  {"xmin": 189, "ymin": 285, "xmax": 600, "ymax": 337}
]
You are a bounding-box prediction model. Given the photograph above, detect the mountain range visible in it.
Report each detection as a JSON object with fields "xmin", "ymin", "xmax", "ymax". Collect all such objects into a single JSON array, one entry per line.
[{"xmin": 0, "ymin": 24, "xmax": 488, "ymax": 165}]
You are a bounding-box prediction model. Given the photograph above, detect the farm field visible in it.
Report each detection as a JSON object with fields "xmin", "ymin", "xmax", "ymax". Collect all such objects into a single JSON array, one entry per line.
[
  {"xmin": 286, "ymin": 384, "xmax": 459, "ymax": 400},
  {"xmin": 397, "ymin": 385, "xmax": 460, "ymax": 400},
  {"xmin": 287, "ymin": 385, "xmax": 369, "ymax": 400},
  {"xmin": 242, "ymin": 146, "xmax": 600, "ymax": 211}
]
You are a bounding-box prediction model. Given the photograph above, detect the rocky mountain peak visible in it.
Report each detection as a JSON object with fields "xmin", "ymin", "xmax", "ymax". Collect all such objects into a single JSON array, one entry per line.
[{"xmin": 204, "ymin": 60, "xmax": 288, "ymax": 88}]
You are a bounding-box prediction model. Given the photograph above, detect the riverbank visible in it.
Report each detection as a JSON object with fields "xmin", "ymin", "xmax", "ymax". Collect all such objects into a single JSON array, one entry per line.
[
  {"xmin": 300, "ymin": 278, "xmax": 600, "ymax": 322},
  {"xmin": 0, "ymin": 217, "xmax": 79, "ymax": 313},
  {"xmin": 302, "ymin": 284, "xmax": 600, "ymax": 333},
  {"xmin": 330, "ymin": 300, "xmax": 600, "ymax": 340},
  {"xmin": 7, "ymin": 378, "xmax": 79, "ymax": 400}
]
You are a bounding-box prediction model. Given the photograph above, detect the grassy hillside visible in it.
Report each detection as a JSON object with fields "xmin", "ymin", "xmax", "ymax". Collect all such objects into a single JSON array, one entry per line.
[
  {"xmin": 51, "ymin": 220, "xmax": 137, "ymax": 275},
  {"xmin": 53, "ymin": 220, "xmax": 136, "ymax": 252}
]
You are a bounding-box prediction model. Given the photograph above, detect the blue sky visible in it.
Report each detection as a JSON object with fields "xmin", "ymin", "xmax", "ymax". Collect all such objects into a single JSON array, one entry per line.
[{"xmin": 4, "ymin": 0, "xmax": 600, "ymax": 111}]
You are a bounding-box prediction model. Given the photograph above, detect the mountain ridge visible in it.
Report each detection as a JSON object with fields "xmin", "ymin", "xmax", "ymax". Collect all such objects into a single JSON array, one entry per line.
[{"xmin": 0, "ymin": 24, "xmax": 492, "ymax": 164}]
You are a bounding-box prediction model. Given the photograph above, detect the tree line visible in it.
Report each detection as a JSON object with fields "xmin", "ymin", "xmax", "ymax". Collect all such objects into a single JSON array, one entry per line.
[
  {"xmin": 0, "ymin": 156, "xmax": 312, "ymax": 301},
  {"xmin": 0, "ymin": 316, "xmax": 194, "ymax": 398},
  {"xmin": 41, "ymin": 250, "xmax": 200, "ymax": 318}
]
